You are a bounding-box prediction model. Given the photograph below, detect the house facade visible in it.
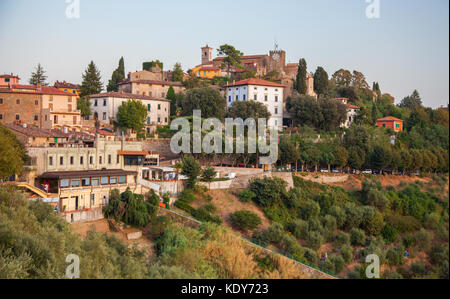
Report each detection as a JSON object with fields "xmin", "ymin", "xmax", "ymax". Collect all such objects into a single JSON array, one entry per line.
[
  {"xmin": 89, "ymin": 91, "xmax": 171, "ymax": 133},
  {"xmin": 118, "ymin": 70, "xmax": 184, "ymax": 98},
  {"xmin": 225, "ymin": 78, "xmax": 285, "ymax": 130},
  {"xmin": 54, "ymin": 81, "xmax": 81, "ymax": 98},
  {"xmin": 376, "ymin": 117, "xmax": 404, "ymax": 132},
  {"xmin": 334, "ymin": 98, "xmax": 360, "ymax": 128}
]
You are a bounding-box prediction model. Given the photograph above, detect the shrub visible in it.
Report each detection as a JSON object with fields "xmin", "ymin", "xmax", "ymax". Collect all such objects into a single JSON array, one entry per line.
[
  {"xmin": 230, "ymin": 210, "xmax": 262, "ymax": 231},
  {"xmin": 424, "ymin": 213, "xmax": 440, "ymax": 230},
  {"xmin": 386, "ymin": 247, "xmax": 404, "ymax": 266},
  {"xmin": 179, "ymin": 189, "xmax": 196, "ymax": 204},
  {"xmin": 287, "ymin": 220, "xmax": 309, "ymax": 240},
  {"xmin": 174, "ymin": 200, "xmax": 195, "ymax": 214},
  {"xmin": 201, "ymin": 167, "xmax": 217, "ymax": 182},
  {"xmin": 329, "ymin": 255, "xmax": 346, "ymax": 274},
  {"xmin": 279, "ymin": 233, "xmax": 301, "ymax": 256},
  {"xmin": 306, "ymin": 231, "xmax": 324, "ymax": 251},
  {"xmin": 192, "ymin": 208, "xmax": 222, "ymax": 225},
  {"xmin": 350, "ymin": 228, "xmax": 366, "ymax": 246},
  {"xmin": 262, "ymin": 223, "xmax": 285, "ymax": 244},
  {"xmin": 386, "ymin": 215, "xmax": 421, "ymax": 233},
  {"xmin": 202, "ymin": 203, "xmax": 217, "ymax": 214},
  {"xmin": 410, "ymin": 262, "xmax": 428, "ymax": 278},
  {"xmin": 381, "ymin": 224, "xmax": 398, "ymax": 244},
  {"xmin": 149, "ymin": 216, "xmax": 171, "ymax": 238},
  {"xmin": 414, "ymin": 229, "xmax": 432, "ymax": 252},
  {"xmin": 302, "ymin": 248, "xmax": 319, "ymax": 265},
  {"xmin": 335, "ymin": 232, "xmax": 351, "ymax": 247},
  {"xmin": 329, "ymin": 206, "xmax": 346, "ymax": 229},
  {"xmin": 341, "ymin": 244, "xmax": 353, "ymax": 264},
  {"xmin": 249, "ymin": 177, "xmax": 288, "ymax": 207},
  {"xmin": 299, "ymin": 200, "xmax": 321, "ymax": 220},
  {"xmin": 238, "ymin": 190, "xmax": 256, "ymax": 203}
]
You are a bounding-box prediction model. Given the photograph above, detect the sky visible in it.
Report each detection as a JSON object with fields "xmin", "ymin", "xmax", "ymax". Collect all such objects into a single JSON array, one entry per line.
[{"xmin": 0, "ymin": 0, "xmax": 448, "ymax": 108}]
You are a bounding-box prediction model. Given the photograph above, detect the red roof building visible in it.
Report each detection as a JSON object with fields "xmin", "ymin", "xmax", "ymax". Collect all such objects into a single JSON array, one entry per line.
[{"xmin": 376, "ymin": 117, "xmax": 404, "ymax": 132}]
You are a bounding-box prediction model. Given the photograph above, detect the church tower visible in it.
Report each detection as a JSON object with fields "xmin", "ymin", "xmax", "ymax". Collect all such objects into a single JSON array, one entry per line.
[{"xmin": 201, "ymin": 45, "xmax": 213, "ymax": 65}]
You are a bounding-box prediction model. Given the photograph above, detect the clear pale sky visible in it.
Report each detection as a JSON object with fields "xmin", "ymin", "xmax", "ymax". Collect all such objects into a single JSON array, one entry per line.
[{"xmin": 0, "ymin": 0, "xmax": 448, "ymax": 107}]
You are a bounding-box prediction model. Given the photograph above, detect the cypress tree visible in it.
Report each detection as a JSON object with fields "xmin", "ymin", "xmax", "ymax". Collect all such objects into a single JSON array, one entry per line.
[
  {"xmin": 107, "ymin": 57, "xmax": 125, "ymax": 92},
  {"xmin": 166, "ymin": 85, "xmax": 177, "ymax": 117},
  {"xmin": 296, "ymin": 58, "xmax": 307, "ymax": 94}
]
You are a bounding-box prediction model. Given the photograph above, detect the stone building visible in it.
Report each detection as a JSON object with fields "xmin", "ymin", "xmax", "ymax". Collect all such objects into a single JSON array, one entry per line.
[
  {"xmin": 0, "ymin": 73, "xmax": 20, "ymax": 86},
  {"xmin": 0, "ymin": 84, "xmax": 82, "ymax": 130},
  {"xmin": 118, "ymin": 70, "xmax": 185, "ymax": 98}
]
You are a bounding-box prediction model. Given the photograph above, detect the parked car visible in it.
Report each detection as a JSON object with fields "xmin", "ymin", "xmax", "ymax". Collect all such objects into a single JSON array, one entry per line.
[
  {"xmin": 372, "ymin": 170, "xmax": 381, "ymax": 175},
  {"xmin": 320, "ymin": 169, "xmax": 330, "ymax": 173},
  {"xmin": 331, "ymin": 169, "xmax": 340, "ymax": 173},
  {"xmin": 362, "ymin": 169, "xmax": 372, "ymax": 174}
]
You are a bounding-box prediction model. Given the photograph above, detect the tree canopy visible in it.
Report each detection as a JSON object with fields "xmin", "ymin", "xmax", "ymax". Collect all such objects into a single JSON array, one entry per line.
[
  {"xmin": 80, "ymin": 61, "xmax": 103, "ymax": 98},
  {"xmin": 29, "ymin": 63, "xmax": 48, "ymax": 86},
  {"xmin": 116, "ymin": 99, "xmax": 148, "ymax": 132}
]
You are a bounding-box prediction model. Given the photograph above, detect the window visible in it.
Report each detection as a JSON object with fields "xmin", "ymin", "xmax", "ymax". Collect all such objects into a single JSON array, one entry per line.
[
  {"xmin": 108, "ymin": 155, "xmax": 112, "ymax": 164},
  {"xmin": 90, "ymin": 156, "xmax": 94, "ymax": 165},
  {"xmin": 99, "ymin": 156, "xmax": 102, "ymax": 164},
  {"xmin": 158, "ymin": 117, "xmax": 161, "ymax": 123},
  {"xmin": 82, "ymin": 178, "xmax": 90, "ymax": 186},
  {"xmin": 158, "ymin": 104, "xmax": 161, "ymax": 110},
  {"xmin": 101, "ymin": 177, "xmax": 109, "ymax": 185},
  {"xmin": 54, "ymin": 115, "xmax": 58, "ymax": 124},
  {"xmin": 103, "ymin": 99, "xmax": 107, "ymax": 106},
  {"xmin": 94, "ymin": 100, "xmax": 98, "ymax": 107},
  {"xmin": 91, "ymin": 178, "xmax": 99, "ymax": 186},
  {"xmin": 236, "ymin": 95, "xmax": 238, "ymax": 101},
  {"xmin": 275, "ymin": 96, "xmax": 278, "ymax": 102},
  {"xmin": 49, "ymin": 103, "xmax": 53, "ymax": 110},
  {"xmin": 147, "ymin": 117, "xmax": 151, "ymax": 125},
  {"xmin": 243, "ymin": 95, "xmax": 246, "ymax": 101},
  {"xmin": 110, "ymin": 177, "xmax": 118, "ymax": 184},
  {"xmin": 70, "ymin": 157, "xmax": 74, "ymax": 165},
  {"xmin": 275, "ymin": 108, "xmax": 278, "ymax": 114},
  {"xmin": 117, "ymin": 155, "xmax": 120, "ymax": 164},
  {"xmin": 254, "ymin": 95, "xmax": 257, "ymax": 101},
  {"xmin": 34, "ymin": 115, "xmax": 39, "ymax": 121},
  {"xmin": 396, "ymin": 123, "xmax": 400, "ymax": 129},
  {"xmin": 228, "ymin": 96, "xmax": 231, "ymax": 102},
  {"xmin": 103, "ymin": 113, "xmax": 107, "ymax": 120},
  {"xmin": 264, "ymin": 95, "xmax": 268, "ymax": 102},
  {"xmin": 49, "ymin": 156, "xmax": 53, "ymax": 166},
  {"xmin": 71, "ymin": 179, "xmax": 80, "ymax": 187},
  {"xmin": 90, "ymin": 194, "xmax": 95, "ymax": 206},
  {"xmin": 4, "ymin": 78, "xmax": 9, "ymax": 83},
  {"xmin": 147, "ymin": 104, "xmax": 151, "ymax": 111},
  {"xmin": 60, "ymin": 157, "xmax": 64, "ymax": 165},
  {"xmin": 161, "ymin": 93, "xmax": 165, "ymax": 97},
  {"xmin": 0, "ymin": 99, "xmax": 2, "ymax": 104},
  {"xmin": 68, "ymin": 104, "xmax": 72, "ymax": 112},
  {"xmin": 254, "ymin": 87, "xmax": 257, "ymax": 90},
  {"xmin": 16, "ymin": 99, "xmax": 20, "ymax": 104},
  {"xmin": 35, "ymin": 100, "xmax": 39, "ymax": 105},
  {"xmin": 165, "ymin": 117, "xmax": 168, "ymax": 123},
  {"xmin": 80, "ymin": 156, "xmax": 84, "ymax": 165},
  {"xmin": 118, "ymin": 176, "xmax": 126, "ymax": 184},
  {"xmin": 16, "ymin": 114, "xmax": 20, "ymax": 120},
  {"xmin": 60, "ymin": 179, "xmax": 70, "ymax": 188}
]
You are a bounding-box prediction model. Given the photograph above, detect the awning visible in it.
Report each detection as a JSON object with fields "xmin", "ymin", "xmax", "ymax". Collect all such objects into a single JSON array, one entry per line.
[{"xmin": 118, "ymin": 151, "xmax": 149, "ymax": 156}]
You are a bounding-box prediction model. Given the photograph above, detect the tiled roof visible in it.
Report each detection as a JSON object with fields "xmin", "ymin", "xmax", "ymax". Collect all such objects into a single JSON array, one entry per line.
[
  {"xmin": 0, "ymin": 85, "xmax": 75, "ymax": 96},
  {"xmin": 54, "ymin": 81, "xmax": 80, "ymax": 89},
  {"xmin": 225, "ymin": 78, "xmax": 286, "ymax": 88},
  {"xmin": 347, "ymin": 104, "xmax": 360, "ymax": 109},
  {"xmin": 97, "ymin": 129, "xmax": 115, "ymax": 136},
  {"xmin": 117, "ymin": 151, "xmax": 149, "ymax": 156},
  {"xmin": 39, "ymin": 169, "xmax": 137, "ymax": 179},
  {"xmin": 377, "ymin": 116, "xmax": 403, "ymax": 122},
  {"xmin": 3, "ymin": 124, "xmax": 69, "ymax": 138},
  {"xmin": 89, "ymin": 91, "xmax": 171, "ymax": 102},
  {"xmin": 0, "ymin": 74, "xmax": 20, "ymax": 79},
  {"xmin": 198, "ymin": 66, "xmax": 221, "ymax": 71},
  {"xmin": 118, "ymin": 79, "xmax": 183, "ymax": 87},
  {"xmin": 214, "ymin": 55, "xmax": 267, "ymax": 61}
]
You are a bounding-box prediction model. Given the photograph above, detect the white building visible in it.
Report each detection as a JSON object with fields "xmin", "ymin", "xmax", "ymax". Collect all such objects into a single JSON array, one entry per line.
[
  {"xmin": 89, "ymin": 91, "xmax": 171, "ymax": 134},
  {"xmin": 334, "ymin": 98, "xmax": 360, "ymax": 128},
  {"xmin": 225, "ymin": 78, "xmax": 285, "ymax": 130}
]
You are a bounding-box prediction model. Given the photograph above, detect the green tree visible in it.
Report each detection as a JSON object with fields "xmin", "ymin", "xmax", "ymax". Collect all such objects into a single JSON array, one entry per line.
[
  {"xmin": 313, "ymin": 66, "xmax": 329, "ymax": 97},
  {"xmin": 116, "ymin": 99, "xmax": 147, "ymax": 131},
  {"xmin": 80, "ymin": 61, "xmax": 103, "ymax": 98},
  {"xmin": 332, "ymin": 69, "xmax": 352, "ymax": 87},
  {"xmin": 0, "ymin": 125, "xmax": 27, "ymax": 180},
  {"xmin": 181, "ymin": 155, "xmax": 202, "ymax": 188},
  {"xmin": 107, "ymin": 57, "xmax": 125, "ymax": 92},
  {"xmin": 77, "ymin": 97, "xmax": 92, "ymax": 119},
  {"xmin": 166, "ymin": 85, "xmax": 177, "ymax": 117},
  {"xmin": 143, "ymin": 60, "xmax": 163, "ymax": 71},
  {"xmin": 29, "ymin": 63, "xmax": 48, "ymax": 86},
  {"xmin": 201, "ymin": 167, "xmax": 217, "ymax": 182},
  {"xmin": 226, "ymin": 100, "xmax": 271, "ymax": 120},
  {"xmin": 278, "ymin": 139, "xmax": 300, "ymax": 167},
  {"xmin": 172, "ymin": 63, "xmax": 184, "ymax": 82},
  {"xmin": 399, "ymin": 90, "xmax": 422, "ymax": 110},
  {"xmin": 217, "ymin": 44, "xmax": 243, "ymax": 77},
  {"xmin": 179, "ymin": 87, "xmax": 226, "ymax": 120},
  {"xmin": 351, "ymin": 70, "xmax": 370, "ymax": 89},
  {"xmin": 230, "ymin": 210, "xmax": 262, "ymax": 231},
  {"xmin": 296, "ymin": 58, "xmax": 307, "ymax": 94}
]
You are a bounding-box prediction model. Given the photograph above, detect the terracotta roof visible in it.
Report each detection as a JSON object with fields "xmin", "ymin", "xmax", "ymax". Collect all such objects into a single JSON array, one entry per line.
[
  {"xmin": 214, "ymin": 55, "xmax": 267, "ymax": 61},
  {"xmin": 225, "ymin": 78, "xmax": 286, "ymax": 88},
  {"xmin": 89, "ymin": 91, "xmax": 171, "ymax": 102},
  {"xmin": 285, "ymin": 64, "xmax": 299, "ymax": 68},
  {"xmin": 377, "ymin": 116, "xmax": 403, "ymax": 122},
  {"xmin": 0, "ymin": 74, "xmax": 20, "ymax": 79},
  {"xmin": 118, "ymin": 79, "xmax": 183, "ymax": 87},
  {"xmin": 347, "ymin": 104, "xmax": 360, "ymax": 109},
  {"xmin": 198, "ymin": 66, "xmax": 221, "ymax": 71},
  {"xmin": 0, "ymin": 85, "xmax": 75, "ymax": 96},
  {"xmin": 117, "ymin": 151, "xmax": 149, "ymax": 156},
  {"xmin": 97, "ymin": 129, "xmax": 115, "ymax": 136},
  {"xmin": 54, "ymin": 81, "xmax": 80, "ymax": 89},
  {"xmin": 39, "ymin": 169, "xmax": 137, "ymax": 180},
  {"xmin": 3, "ymin": 124, "xmax": 69, "ymax": 138}
]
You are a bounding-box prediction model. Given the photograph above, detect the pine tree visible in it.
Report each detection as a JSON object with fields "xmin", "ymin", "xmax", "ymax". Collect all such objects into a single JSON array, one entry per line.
[
  {"xmin": 107, "ymin": 57, "xmax": 125, "ymax": 92},
  {"xmin": 166, "ymin": 85, "xmax": 177, "ymax": 117},
  {"xmin": 296, "ymin": 58, "xmax": 307, "ymax": 94},
  {"xmin": 29, "ymin": 63, "xmax": 48, "ymax": 86},
  {"xmin": 80, "ymin": 61, "xmax": 103, "ymax": 98},
  {"xmin": 172, "ymin": 63, "xmax": 184, "ymax": 82}
]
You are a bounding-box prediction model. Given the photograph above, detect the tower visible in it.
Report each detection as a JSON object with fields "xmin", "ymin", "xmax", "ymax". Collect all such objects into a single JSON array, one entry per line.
[{"xmin": 201, "ymin": 45, "xmax": 213, "ymax": 65}]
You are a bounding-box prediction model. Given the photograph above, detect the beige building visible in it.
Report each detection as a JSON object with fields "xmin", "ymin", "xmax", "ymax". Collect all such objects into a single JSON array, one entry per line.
[
  {"xmin": 3, "ymin": 123, "xmax": 70, "ymax": 147},
  {"xmin": 118, "ymin": 70, "xmax": 185, "ymax": 98},
  {"xmin": 89, "ymin": 91, "xmax": 171, "ymax": 134}
]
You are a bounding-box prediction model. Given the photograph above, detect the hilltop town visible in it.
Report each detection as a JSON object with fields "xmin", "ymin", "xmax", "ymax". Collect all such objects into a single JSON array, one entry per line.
[{"xmin": 0, "ymin": 44, "xmax": 449, "ymax": 280}]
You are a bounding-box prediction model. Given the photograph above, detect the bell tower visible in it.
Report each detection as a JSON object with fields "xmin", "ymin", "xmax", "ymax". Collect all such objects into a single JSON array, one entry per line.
[{"xmin": 201, "ymin": 45, "xmax": 213, "ymax": 65}]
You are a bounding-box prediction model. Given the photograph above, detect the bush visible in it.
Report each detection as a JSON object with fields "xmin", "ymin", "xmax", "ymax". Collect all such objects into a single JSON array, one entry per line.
[
  {"xmin": 192, "ymin": 208, "xmax": 222, "ymax": 225},
  {"xmin": 230, "ymin": 210, "xmax": 262, "ymax": 231},
  {"xmin": 381, "ymin": 224, "xmax": 398, "ymax": 244},
  {"xmin": 202, "ymin": 203, "xmax": 217, "ymax": 214},
  {"xmin": 414, "ymin": 229, "xmax": 432, "ymax": 252},
  {"xmin": 424, "ymin": 213, "xmax": 440, "ymax": 230},
  {"xmin": 386, "ymin": 215, "xmax": 421, "ymax": 233},
  {"xmin": 410, "ymin": 262, "xmax": 428, "ymax": 278},
  {"xmin": 287, "ymin": 220, "xmax": 309, "ymax": 240},
  {"xmin": 249, "ymin": 177, "xmax": 288, "ymax": 207},
  {"xmin": 306, "ymin": 231, "xmax": 324, "ymax": 251},
  {"xmin": 179, "ymin": 189, "xmax": 196, "ymax": 204},
  {"xmin": 386, "ymin": 247, "xmax": 404, "ymax": 266},
  {"xmin": 238, "ymin": 190, "xmax": 256, "ymax": 203},
  {"xmin": 350, "ymin": 228, "xmax": 366, "ymax": 246},
  {"xmin": 149, "ymin": 216, "xmax": 171, "ymax": 238},
  {"xmin": 341, "ymin": 244, "xmax": 353, "ymax": 264},
  {"xmin": 262, "ymin": 223, "xmax": 285, "ymax": 244},
  {"xmin": 174, "ymin": 200, "xmax": 195, "ymax": 214},
  {"xmin": 329, "ymin": 255, "xmax": 346, "ymax": 274},
  {"xmin": 335, "ymin": 232, "xmax": 351, "ymax": 247},
  {"xmin": 302, "ymin": 248, "xmax": 319, "ymax": 265},
  {"xmin": 299, "ymin": 201, "xmax": 321, "ymax": 220}
]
